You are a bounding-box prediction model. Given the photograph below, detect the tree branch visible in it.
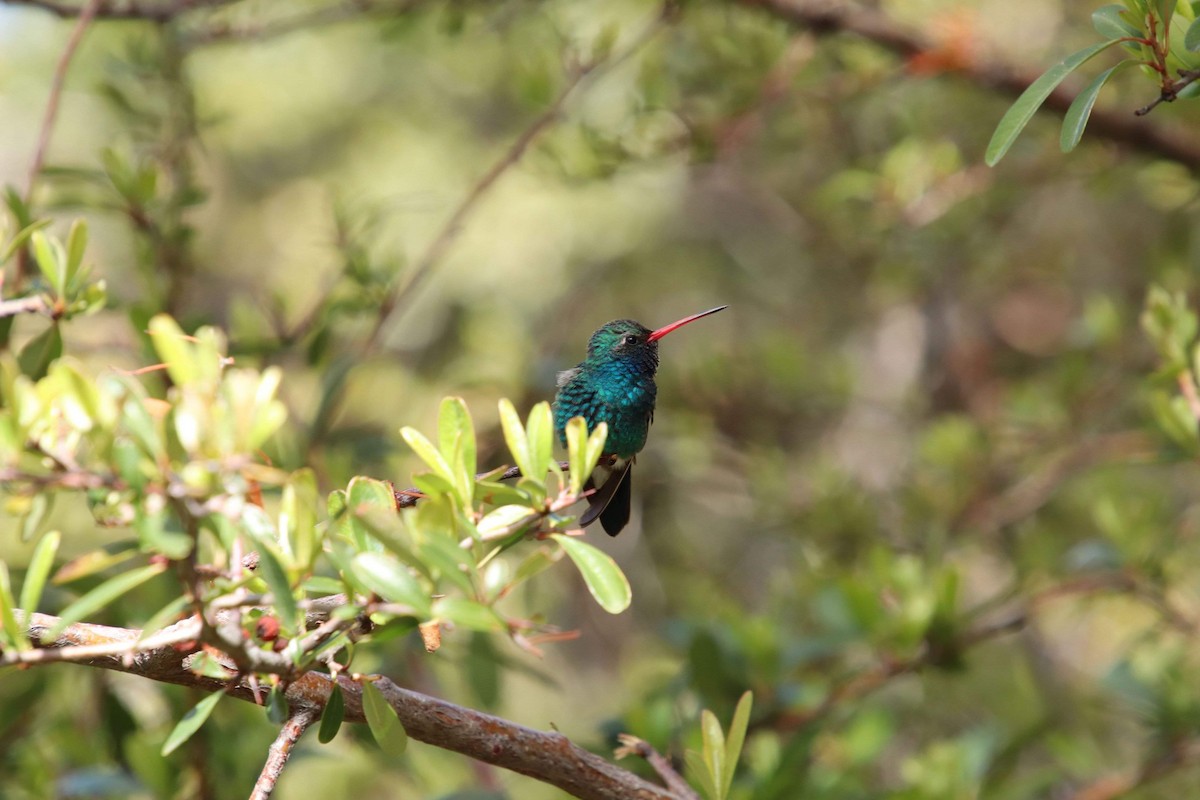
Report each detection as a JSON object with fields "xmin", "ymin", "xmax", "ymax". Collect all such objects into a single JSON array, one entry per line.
[
  {"xmin": 1, "ymin": 0, "xmax": 238, "ymax": 22},
  {"xmin": 741, "ymin": 0, "xmax": 1200, "ymax": 170},
  {"xmin": 9, "ymin": 611, "xmax": 687, "ymax": 800},
  {"xmin": 251, "ymin": 706, "xmax": 319, "ymax": 800}
]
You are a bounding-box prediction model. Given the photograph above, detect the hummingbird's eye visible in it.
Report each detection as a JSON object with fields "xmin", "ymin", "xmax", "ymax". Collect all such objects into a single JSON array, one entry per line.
[{"xmin": 623, "ymin": 335, "xmax": 638, "ymax": 345}]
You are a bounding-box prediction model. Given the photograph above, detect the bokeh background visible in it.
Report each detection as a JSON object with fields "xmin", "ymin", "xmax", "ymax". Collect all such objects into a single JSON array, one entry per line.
[{"xmin": 4, "ymin": 0, "xmax": 1200, "ymax": 797}]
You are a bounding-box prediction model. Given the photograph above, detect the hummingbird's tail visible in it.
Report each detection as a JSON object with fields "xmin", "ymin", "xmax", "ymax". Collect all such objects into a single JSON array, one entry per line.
[{"xmin": 580, "ymin": 460, "xmax": 633, "ymax": 536}]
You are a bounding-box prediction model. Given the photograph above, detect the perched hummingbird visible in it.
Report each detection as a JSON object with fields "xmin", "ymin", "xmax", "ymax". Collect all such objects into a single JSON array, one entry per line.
[{"xmin": 553, "ymin": 305, "xmax": 727, "ymax": 536}]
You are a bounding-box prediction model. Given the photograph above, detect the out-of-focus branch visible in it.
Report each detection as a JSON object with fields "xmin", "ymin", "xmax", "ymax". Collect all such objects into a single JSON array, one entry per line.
[
  {"xmin": 740, "ymin": 0, "xmax": 1200, "ymax": 170},
  {"xmin": 10, "ymin": 611, "xmax": 687, "ymax": 800},
  {"xmin": 1, "ymin": 0, "xmax": 237, "ymax": 21},
  {"xmin": 361, "ymin": 2, "xmax": 680, "ymax": 352}
]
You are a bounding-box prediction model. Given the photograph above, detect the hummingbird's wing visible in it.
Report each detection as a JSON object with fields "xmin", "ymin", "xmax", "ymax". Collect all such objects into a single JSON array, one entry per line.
[
  {"xmin": 580, "ymin": 459, "xmax": 632, "ymax": 536},
  {"xmin": 555, "ymin": 367, "xmax": 582, "ymax": 388}
]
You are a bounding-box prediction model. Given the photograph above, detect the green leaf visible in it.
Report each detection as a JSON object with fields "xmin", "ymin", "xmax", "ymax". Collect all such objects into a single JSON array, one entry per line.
[
  {"xmin": 147, "ymin": 314, "xmax": 197, "ymax": 386},
  {"xmin": 1061, "ymin": 62, "xmax": 1131, "ymax": 152},
  {"xmin": 0, "ymin": 218, "xmax": 51, "ymax": 265},
  {"xmin": 346, "ymin": 476, "xmax": 398, "ymax": 550},
  {"xmin": 551, "ymin": 535, "xmax": 631, "ymax": 614},
  {"xmin": 721, "ymin": 692, "xmax": 754, "ymax": 798},
  {"xmin": 478, "ymin": 504, "xmax": 537, "ymax": 540},
  {"xmin": 19, "ymin": 530, "xmax": 60, "ymax": 613},
  {"xmin": 64, "ymin": 218, "xmax": 88, "ymax": 290},
  {"xmin": 1187, "ymin": 15, "xmax": 1200, "ymax": 49},
  {"xmin": 318, "ymin": 684, "xmax": 345, "ymax": 744},
  {"xmin": 47, "ymin": 562, "xmax": 167, "ymax": 640},
  {"xmin": 986, "ymin": 39, "xmax": 1121, "ymax": 166},
  {"xmin": 438, "ymin": 396, "xmax": 476, "ymax": 507},
  {"xmin": 362, "ymin": 679, "xmax": 408, "ymax": 757},
  {"xmin": 253, "ymin": 544, "xmax": 300, "ymax": 635},
  {"xmin": 19, "ymin": 492, "xmax": 51, "ymax": 542},
  {"xmin": 565, "ymin": 418, "xmax": 607, "ymax": 497},
  {"xmin": 0, "ymin": 561, "xmax": 27, "ymax": 652},
  {"xmin": 266, "ymin": 684, "xmax": 289, "ymax": 724},
  {"xmin": 351, "ymin": 552, "xmax": 431, "ymax": 615},
  {"xmin": 137, "ymin": 595, "xmax": 191, "ymax": 644},
  {"xmin": 685, "ymin": 749, "xmax": 720, "ymax": 800},
  {"xmin": 400, "ymin": 425, "xmax": 457, "ymax": 487},
  {"xmin": 525, "ymin": 401, "xmax": 553, "ymax": 481},
  {"xmin": 498, "ymin": 398, "xmax": 533, "ymax": 479},
  {"xmin": 701, "ymin": 709, "xmax": 726, "ymax": 800},
  {"xmin": 1093, "ymin": 5, "xmax": 1142, "ymax": 39},
  {"xmin": 17, "ymin": 324, "xmax": 62, "ymax": 380},
  {"xmin": 432, "ymin": 596, "xmax": 505, "ymax": 632},
  {"xmin": 53, "ymin": 542, "xmax": 140, "ymax": 584},
  {"xmin": 281, "ymin": 469, "xmax": 320, "ymax": 570},
  {"xmin": 161, "ymin": 691, "xmax": 224, "ymax": 756},
  {"xmin": 30, "ymin": 230, "xmax": 64, "ymax": 296}
]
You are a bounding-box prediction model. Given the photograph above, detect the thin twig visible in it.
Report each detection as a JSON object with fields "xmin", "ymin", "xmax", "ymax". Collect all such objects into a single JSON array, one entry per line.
[
  {"xmin": 1136, "ymin": 69, "xmax": 1200, "ymax": 116},
  {"xmin": 15, "ymin": 0, "xmax": 100, "ymax": 286},
  {"xmin": 361, "ymin": 3, "xmax": 678, "ymax": 352},
  {"xmin": 0, "ymin": 295, "xmax": 50, "ymax": 318},
  {"xmin": 250, "ymin": 706, "xmax": 319, "ymax": 800},
  {"xmin": 615, "ymin": 735, "xmax": 700, "ymax": 800}
]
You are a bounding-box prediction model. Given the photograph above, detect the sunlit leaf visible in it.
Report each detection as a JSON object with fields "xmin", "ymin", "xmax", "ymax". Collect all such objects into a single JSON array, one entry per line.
[
  {"xmin": 721, "ymin": 692, "xmax": 754, "ymax": 798},
  {"xmin": 161, "ymin": 691, "xmax": 224, "ymax": 756},
  {"xmin": 253, "ymin": 544, "xmax": 300, "ymax": 635},
  {"xmin": 0, "ymin": 562, "xmax": 27, "ymax": 652},
  {"xmin": 432, "ymin": 596, "xmax": 505, "ymax": 632},
  {"xmin": 147, "ymin": 314, "xmax": 197, "ymax": 386},
  {"xmin": 498, "ymin": 398, "xmax": 533, "ymax": 479},
  {"xmin": 19, "ymin": 530, "xmax": 60, "ymax": 613},
  {"xmin": 438, "ymin": 396, "xmax": 476, "ymax": 507},
  {"xmin": 47, "ymin": 562, "xmax": 167, "ymax": 640},
  {"xmin": 551, "ymin": 534, "xmax": 631, "ymax": 614},
  {"xmin": 701, "ymin": 709, "xmax": 726, "ymax": 800},
  {"xmin": 525, "ymin": 401, "xmax": 553, "ymax": 482},
  {"xmin": 400, "ymin": 425, "xmax": 457, "ymax": 488},
  {"xmin": 351, "ymin": 552, "xmax": 431, "ymax": 615}
]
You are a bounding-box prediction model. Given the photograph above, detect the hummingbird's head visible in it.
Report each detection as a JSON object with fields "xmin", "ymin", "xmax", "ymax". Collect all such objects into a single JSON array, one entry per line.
[{"xmin": 587, "ymin": 319, "xmax": 658, "ymax": 367}]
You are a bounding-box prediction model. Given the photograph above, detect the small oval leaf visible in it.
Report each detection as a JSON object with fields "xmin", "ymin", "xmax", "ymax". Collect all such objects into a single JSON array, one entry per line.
[
  {"xmin": 551, "ymin": 535, "xmax": 632, "ymax": 614},
  {"xmin": 318, "ymin": 684, "xmax": 345, "ymax": 744}
]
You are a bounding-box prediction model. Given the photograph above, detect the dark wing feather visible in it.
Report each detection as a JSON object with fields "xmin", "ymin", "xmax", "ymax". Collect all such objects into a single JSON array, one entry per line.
[{"xmin": 579, "ymin": 460, "xmax": 632, "ymax": 536}]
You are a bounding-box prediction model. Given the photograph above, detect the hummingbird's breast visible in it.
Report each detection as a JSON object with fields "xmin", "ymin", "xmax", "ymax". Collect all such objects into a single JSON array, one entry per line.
[{"xmin": 554, "ymin": 360, "xmax": 657, "ymax": 459}]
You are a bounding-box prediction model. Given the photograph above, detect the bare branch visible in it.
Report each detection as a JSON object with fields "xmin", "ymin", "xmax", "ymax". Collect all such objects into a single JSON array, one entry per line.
[
  {"xmin": 1, "ymin": 0, "xmax": 238, "ymax": 22},
  {"xmin": 251, "ymin": 706, "xmax": 319, "ymax": 800},
  {"xmin": 0, "ymin": 295, "xmax": 50, "ymax": 318},
  {"xmin": 616, "ymin": 735, "xmax": 700, "ymax": 800},
  {"xmin": 10, "ymin": 611, "xmax": 688, "ymax": 800}
]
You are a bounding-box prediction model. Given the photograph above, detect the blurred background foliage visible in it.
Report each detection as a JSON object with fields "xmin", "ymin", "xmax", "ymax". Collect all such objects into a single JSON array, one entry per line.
[{"xmin": 4, "ymin": 0, "xmax": 1200, "ymax": 797}]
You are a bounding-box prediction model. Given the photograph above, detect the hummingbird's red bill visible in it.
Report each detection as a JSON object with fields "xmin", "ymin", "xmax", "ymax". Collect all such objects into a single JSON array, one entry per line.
[{"xmin": 647, "ymin": 305, "xmax": 728, "ymax": 342}]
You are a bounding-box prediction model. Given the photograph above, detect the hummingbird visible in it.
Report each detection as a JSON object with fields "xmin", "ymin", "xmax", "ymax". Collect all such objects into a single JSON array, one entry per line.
[{"xmin": 553, "ymin": 305, "xmax": 727, "ymax": 536}]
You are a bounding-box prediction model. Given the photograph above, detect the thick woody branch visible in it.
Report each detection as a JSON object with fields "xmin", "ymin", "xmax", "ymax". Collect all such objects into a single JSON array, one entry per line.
[
  {"xmin": 742, "ymin": 0, "xmax": 1200, "ymax": 170},
  {"xmin": 8, "ymin": 612, "xmax": 685, "ymax": 800}
]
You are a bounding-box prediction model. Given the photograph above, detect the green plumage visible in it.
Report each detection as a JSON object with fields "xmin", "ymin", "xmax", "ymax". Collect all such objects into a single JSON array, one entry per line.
[{"xmin": 552, "ymin": 306, "xmax": 726, "ymax": 536}]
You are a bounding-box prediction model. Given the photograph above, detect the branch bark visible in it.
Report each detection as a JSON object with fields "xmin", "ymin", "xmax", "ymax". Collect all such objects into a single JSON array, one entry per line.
[
  {"xmin": 10, "ymin": 611, "xmax": 686, "ymax": 800},
  {"xmin": 742, "ymin": 0, "xmax": 1200, "ymax": 170}
]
